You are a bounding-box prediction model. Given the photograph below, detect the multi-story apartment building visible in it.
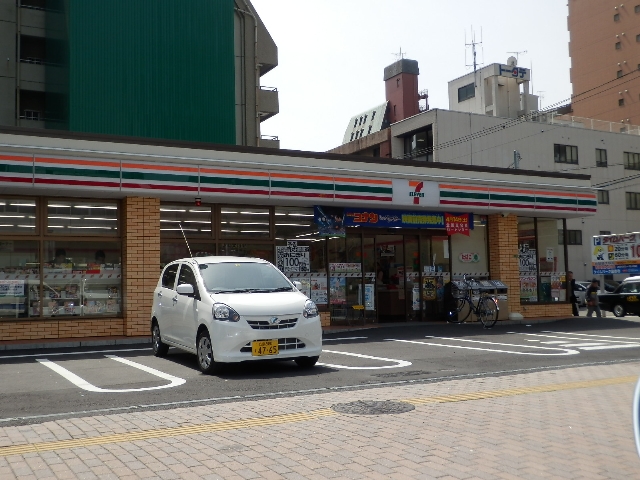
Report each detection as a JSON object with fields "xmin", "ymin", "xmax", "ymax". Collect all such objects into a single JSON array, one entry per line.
[
  {"xmin": 568, "ymin": 0, "xmax": 640, "ymax": 126},
  {"xmin": 331, "ymin": 58, "xmax": 640, "ymax": 283},
  {"xmin": 0, "ymin": 0, "xmax": 279, "ymax": 147}
]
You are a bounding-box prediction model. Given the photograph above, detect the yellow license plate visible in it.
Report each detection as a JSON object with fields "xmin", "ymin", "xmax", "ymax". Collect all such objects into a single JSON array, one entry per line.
[{"xmin": 252, "ymin": 339, "xmax": 279, "ymax": 356}]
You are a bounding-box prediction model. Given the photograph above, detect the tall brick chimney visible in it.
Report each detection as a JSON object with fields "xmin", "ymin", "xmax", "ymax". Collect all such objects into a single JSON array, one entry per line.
[{"xmin": 384, "ymin": 59, "xmax": 420, "ymax": 123}]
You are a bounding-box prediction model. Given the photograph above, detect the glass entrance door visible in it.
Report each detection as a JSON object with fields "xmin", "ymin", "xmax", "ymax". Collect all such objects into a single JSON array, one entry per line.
[{"xmin": 375, "ymin": 234, "xmax": 405, "ymax": 322}]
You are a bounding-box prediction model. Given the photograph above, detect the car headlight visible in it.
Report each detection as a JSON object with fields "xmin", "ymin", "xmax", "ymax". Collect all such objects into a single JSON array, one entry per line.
[
  {"xmin": 212, "ymin": 303, "xmax": 240, "ymax": 322},
  {"xmin": 302, "ymin": 299, "xmax": 319, "ymax": 318}
]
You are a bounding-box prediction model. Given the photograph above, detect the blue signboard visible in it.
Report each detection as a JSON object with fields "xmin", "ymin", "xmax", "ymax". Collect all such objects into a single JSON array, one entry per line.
[{"xmin": 343, "ymin": 208, "xmax": 473, "ymax": 230}]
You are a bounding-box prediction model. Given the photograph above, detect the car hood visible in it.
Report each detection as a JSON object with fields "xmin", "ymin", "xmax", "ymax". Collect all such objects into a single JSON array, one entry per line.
[{"xmin": 209, "ymin": 291, "xmax": 308, "ymax": 316}]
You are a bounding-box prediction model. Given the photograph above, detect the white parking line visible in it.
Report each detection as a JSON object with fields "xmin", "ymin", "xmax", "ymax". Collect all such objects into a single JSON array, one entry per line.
[
  {"xmin": 388, "ymin": 338, "xmax": 579, "ymax": 356},
  {"xmin": 323, "ymin": 337, "xmax": 368, "ymax": 342},
  {"xmin": 580, "ymin": 344, "xmax": 640, "ymax": 351},
  {"xmin": 37, "ymin": 355, "xmax": 186, "ymax": 393},
  {"xmin": 318, "ymin": 349, "xmax": 412, "ymax": 370}
]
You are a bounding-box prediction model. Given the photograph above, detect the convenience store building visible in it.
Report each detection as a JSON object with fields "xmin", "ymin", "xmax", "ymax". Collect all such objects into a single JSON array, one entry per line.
[{"xmin": 0, "ymin": 128, "xmax": 596, "ymax": 343}]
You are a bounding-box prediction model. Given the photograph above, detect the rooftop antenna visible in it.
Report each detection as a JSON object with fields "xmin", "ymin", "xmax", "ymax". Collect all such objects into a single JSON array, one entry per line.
[
  {"xmin": 507, "ymin": 50, "xmax": 527, "ymax": 64},
  {"xmin": 465, "ymin": 27, "xmax": 484, "ymax": 85},
  {"xmin": 179, "ymin": 223, "xmax": 193, "ymax": 258},
  {"xmin": 392, "ymin": 47, "xmax": 407, "ymax": 60},
  {"xmin": 537, "ymin": 90, "xmax": 545, "ymax": 109}
]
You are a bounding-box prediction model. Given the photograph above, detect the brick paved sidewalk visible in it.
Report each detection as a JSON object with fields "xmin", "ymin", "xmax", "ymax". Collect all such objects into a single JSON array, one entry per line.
[{"xmin": 1, "ymin": 362, "xmax": 639, "ymax": 479}]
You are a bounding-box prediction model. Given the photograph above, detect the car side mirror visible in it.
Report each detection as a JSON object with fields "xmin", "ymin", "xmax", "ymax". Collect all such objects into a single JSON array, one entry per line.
[
  {"xmin": 176, "ymin": 283, "xmax": 194, "ymax": 296},
  {"xmin": 292, "ymin": 281, "xmax": 303, "ymax": 290}
]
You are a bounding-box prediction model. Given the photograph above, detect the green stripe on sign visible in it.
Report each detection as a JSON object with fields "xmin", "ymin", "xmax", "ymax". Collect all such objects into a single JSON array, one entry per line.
[
  {"xmin": 577, "ymin": 199, "xmax": 597, "ymax": 207},
  {"xmin": 490, "ymin": 193, "xmax": 534, "ymax": 203},
  {"xmin": 122, "ymin": 171, "xmax": 198, "ymax": 184},
  {"xmin": 535, "ymin": 196, "xmax": 577, "ymax": 205},
  {"xmin": 36, "ymin": 166, "xmax": 120, "ymax": 179},
  {"xmin": 200, "ymin": 176, "xmax": 268, "ymax": 188},
  {"xmin": 335, "ymin": 184, "xmax": 392, "ymax": 195},
  {"xmin": 441, "ymin": 191, "xmax": 490, "ymax": 200},
  {"xmin": 271, "ymin": 180, "xmax": 334, "ymax": 192},
  {"xmin": 0, "ymin": 164, "xmax": 32, "ymax": 175}
]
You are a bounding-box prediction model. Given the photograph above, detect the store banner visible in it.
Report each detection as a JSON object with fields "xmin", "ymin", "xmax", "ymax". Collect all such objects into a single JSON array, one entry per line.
[
  {"xmin": 314, "ymin": 206, "xmax": 345, "ymax": 237},
  {"xmin": 445, "ymin": 213, "xmax": 470, "ymax": 236},
  {"xmin": 592, "ymin": 233, "xmax": 640, "ymax": 275}
]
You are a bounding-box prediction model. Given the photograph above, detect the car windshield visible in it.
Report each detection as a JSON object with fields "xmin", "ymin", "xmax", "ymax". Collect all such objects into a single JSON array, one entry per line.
[{"xmin": 199, "ymin": 262, "xmax": 293, "ymax": 293}]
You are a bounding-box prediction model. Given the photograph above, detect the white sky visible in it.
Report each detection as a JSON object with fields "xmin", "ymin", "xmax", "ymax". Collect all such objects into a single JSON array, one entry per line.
[{"xmin": 250, "ymin": 0, "xmax": 572, "ymax": 153}]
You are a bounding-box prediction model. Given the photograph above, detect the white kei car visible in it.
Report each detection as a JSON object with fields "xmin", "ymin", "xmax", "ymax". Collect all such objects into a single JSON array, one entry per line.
[{"xmin": 151, "ymin": 256, "xmax": 322, "ymax": 374}]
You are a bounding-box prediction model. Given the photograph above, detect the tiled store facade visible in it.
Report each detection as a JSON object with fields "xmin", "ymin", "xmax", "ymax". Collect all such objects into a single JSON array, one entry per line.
[{"xmin": 0, "ymin": 128, "xmax": 595, "ymax": 343}]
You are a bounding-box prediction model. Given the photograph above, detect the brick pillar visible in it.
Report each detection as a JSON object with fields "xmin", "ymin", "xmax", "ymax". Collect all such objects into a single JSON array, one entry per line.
[
  {"xmin": 488, "ymin": 214, "xmax": 521, "ymax": 316},
  {"xmin": 122, "ymin": 197, "xmax": 160, "ymax": 337}
]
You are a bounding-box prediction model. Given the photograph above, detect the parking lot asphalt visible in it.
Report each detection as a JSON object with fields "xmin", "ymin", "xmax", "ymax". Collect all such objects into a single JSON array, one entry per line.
[{"xmin": 0, "ymin": 359, "xmax": 638, "ymax": 479}]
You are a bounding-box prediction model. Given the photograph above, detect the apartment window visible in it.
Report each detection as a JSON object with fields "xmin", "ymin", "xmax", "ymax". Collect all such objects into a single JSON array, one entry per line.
[
  {"xmin": 371, "ymin": 111, "xmax": 376, "ymax": 121},
  {"xmin": 358, "ymin": 116, "xmax": 363, "ymax": 126},
  {"xmin": 367, "ymin": 125, "xmax": 372, "ymax": 134},
  {"xmin": 616, "ymin": 41, "xmax": 622, "ymax": 49},
  {"xmin": 360, "ymin": 129, "xmax": 364, "ymax": 138},
  {"xmin": 597, "ymin": 190, "xmax": 610, "ymax": 205},
  {"xmin": 595, "ymin": 148, "xmax": 608, "ymax": 166},
  {"xmin": 458, "ymin": 82, "xmax": 475, "ymax": 102},
  {"xmin": 617, "ymin": 70, "xmax": 623, "ymax": 78},
  {"xmin": 350, "ymin": 133, "xmax": 354, "ymax": 141},
  {"xmin": 353, "ymin": 119, "xmax": 358, "ymax": 128},
  {"xmin": 363, "ymin": 114, "xmax": 367, "ymax": 124},
  {"xmin": 636, "ymin": 5, "xmax": 640, "ymax": 13},
  {"xmin": 600, "ymin": 231, "xmax": 611, "ymax": 235},
  {"xmin": 23, "ymin": 110, "xmax": 41, "ymax": 121},
  {"xmin": 566, "ymin": 230, "xmax": 583, "ymax": 245},
  {"xmin": 624, "ymin": 151, "xmax": 640, "ymax": 170},
  {"xmin": 636, "ymin": 34, "xmax": 640, "ymax": 42},
  {"xmin": 626, "ymin": 192, "xmax": 640, "ymax": 210},
  {"xmin": 614, "ymin": 13, "xmax": 620, "ymax": 21},
  {"xmin": 619, "ymin": 98, "xmax": 625, "ymax": 106},
  {"xmin": 554, "ymin": 144, "xmax": 578, "ymax": 164}
]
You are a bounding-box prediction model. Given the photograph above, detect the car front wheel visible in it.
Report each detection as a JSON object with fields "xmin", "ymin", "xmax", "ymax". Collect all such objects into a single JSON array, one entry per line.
[
  {"xmin": 613, "ymin": 304, "xmax": 626, "ymax": 317},
  {"xmin": 197, "ymin": 330, "xmax": 223, "ymax": 374},
  {"xmin": 295, "ymin": 356, "xmax": 319, "ymax": 369},
  {"xmin": 152, "ymin": 322, "xmax": 169, "ymax": 357}
]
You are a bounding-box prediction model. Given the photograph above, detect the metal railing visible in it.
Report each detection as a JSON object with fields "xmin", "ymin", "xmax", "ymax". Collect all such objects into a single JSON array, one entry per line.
[{"xmin": 537, "ymin": 113, "xmax": 640, "ymax": 136}]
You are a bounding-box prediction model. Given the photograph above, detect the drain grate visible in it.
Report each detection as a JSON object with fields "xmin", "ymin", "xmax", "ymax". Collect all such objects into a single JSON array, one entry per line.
[{"xmin": 331, "ymin": 400, "xmax": 415, "ymax": 415}]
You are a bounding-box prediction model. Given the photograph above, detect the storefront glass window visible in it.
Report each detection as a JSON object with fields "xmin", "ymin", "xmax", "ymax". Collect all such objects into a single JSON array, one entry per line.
[
  {"xmin": 0, "ymin": 240, "xmax": 39, "ymax": 318},
  {"xmin": 43, "ymin": 241, "xmax": 122, "ymax": 317},
  {"xmin": 0, "ymin": 198, "xmax": 37, "ymax": 234},
  {"xmin": 275, "ymin": 206, "xmax": 325, "ymax": 274},
  {"xmin": 47, "ymin": 200, "xmax": 118, "ymax": 235},
  {"xmin": 220, "ymin": 206, "xmax": 270, "ymax": 238},
  {"xmin": 161, "ymin": 242, "xmax": 216, "ymax": 267},
  {"xmin": 537, "ymin": 218, "xmax": 566, "ymax": 302},
  {"xmin": 219, "ymin": 243, "xmax": 274, "ymax": 262},
  {"xmin": 160, "ymin": 205, "xmax": 212, "ymax": 237}
]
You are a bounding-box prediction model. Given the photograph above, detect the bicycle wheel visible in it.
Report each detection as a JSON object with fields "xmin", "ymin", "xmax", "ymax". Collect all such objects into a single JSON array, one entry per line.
[
  {"xmin": 479, "ymin": 296, "xmax": 499, "ymax": 328},
  {"xmin": 448, "ymin": 298, "xmax": 471, "ymax": 323}
]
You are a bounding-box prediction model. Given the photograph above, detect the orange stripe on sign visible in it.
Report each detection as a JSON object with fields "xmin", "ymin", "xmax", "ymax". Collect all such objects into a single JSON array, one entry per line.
[
  {"xmin": 271, "ymin": 172, "xmax": 334, "ymax": 182},
  {"xmin": 122, "ymin": 163, "xmax": 198, "ymax": 173},
  {"xmin": 0, "ymin": 154, "xmax": 33, "ymax": 163},
  {"xmin": 36, "ymin": 157, "xmax": 120, "ymax": 169},
  {"xmin": 409, "ymin": 181, "xmax": 421, "ymax": 187},
  {"xmin": 336, "ymin": 177, "xmax": 392, "ymax": 185},
  {"xmin": 200, "ymin": 168, "xmax": 269, "ymax": 177}
]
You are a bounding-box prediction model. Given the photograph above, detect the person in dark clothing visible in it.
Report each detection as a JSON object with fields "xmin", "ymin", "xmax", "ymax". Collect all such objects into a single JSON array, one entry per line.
[
  {"xmin": 567, "ymin": 271, "xmax": 579, "ymax": 316},
  {"xmin": 585, "ymin": 278, "xmax": 602, "ymax": 318}
]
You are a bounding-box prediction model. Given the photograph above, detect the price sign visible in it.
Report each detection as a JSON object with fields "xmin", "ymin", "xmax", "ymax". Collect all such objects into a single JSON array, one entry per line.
[{"xmin": 276, "ymin": 241, "xmax": 310, "ymax": 273}]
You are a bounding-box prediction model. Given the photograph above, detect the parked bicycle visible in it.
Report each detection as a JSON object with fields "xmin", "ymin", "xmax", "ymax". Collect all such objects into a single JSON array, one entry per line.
[{"xmin": 448, "ymin": 275, "xmax": 499, "ymax": 328}]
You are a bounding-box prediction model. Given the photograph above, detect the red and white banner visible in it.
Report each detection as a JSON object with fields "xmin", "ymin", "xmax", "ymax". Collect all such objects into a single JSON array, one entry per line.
[{"xmin": 445, "ymin": 213, "xmax": 470, "ymax": 236}]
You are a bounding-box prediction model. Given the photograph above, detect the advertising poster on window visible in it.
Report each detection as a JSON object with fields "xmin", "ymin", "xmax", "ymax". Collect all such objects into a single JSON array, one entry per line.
[
  {"xmin": 412, "ymin": 287, "xmax": 421, "ymax": 311},
  {"xmin": 364, "ymin": 284, "xmax": 375, "ymax": 310},
  {"xmin": 329, "ymin": 276, "xmax": 346, "ymax": 304},
  {"xmin": 276, "ymin": 241, "xmax": 310, "ymax": 273},
  {"xmin": 422, "ymin": 277, "xmax": 437, "ymax": 301},
  {"xmin": 518, "ymin": 245, "xmax": 537, "ymax": 273},
  {"xmin": 296, "ymin": 277, "xmax": 311, "ymax": 298},
  {"xmin": 0, "ymin": 279, "xmax": 24, "ymax": 297},
  {"xmin": 314, "ymin": 206, "xmax": 345, "ymax": 237},
  {"xmin": 551, "ymin": 274, "xmax": 565, "ymax": 302},
  {"xmin": 310, "ymin": 277, "xmax": 327, "ymax": 304},
  {"xmin": 329, "ymin": 263, "xmax": 362, "ymax": 273},
  {"xmin": 520, "ymin": 275, "xmax": 538, "ymax": 302}
]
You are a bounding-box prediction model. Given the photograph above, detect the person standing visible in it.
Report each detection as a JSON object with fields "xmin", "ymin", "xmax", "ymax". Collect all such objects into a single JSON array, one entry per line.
[
  {"xmin": 585, "ymin": 278, "xmax": 602, "ymax": 318},
  {"xmin": 567, "ymin": 271, "xmax": 579, "ymax": 316}
]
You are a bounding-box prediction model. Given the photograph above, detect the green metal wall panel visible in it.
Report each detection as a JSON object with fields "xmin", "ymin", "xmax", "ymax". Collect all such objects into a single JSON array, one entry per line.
[{"xmin": 64, "ymin": 0, "xmax": 235, "ymax": 144}]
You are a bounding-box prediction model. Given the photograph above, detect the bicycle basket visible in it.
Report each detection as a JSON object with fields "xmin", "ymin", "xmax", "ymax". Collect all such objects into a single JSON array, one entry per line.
[{"xmin": 451, "ymin": 280, "xmax": 469, "ymax": 299}]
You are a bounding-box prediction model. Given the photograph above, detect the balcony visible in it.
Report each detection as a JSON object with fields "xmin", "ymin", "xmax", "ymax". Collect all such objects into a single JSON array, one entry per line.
[
  {"xmin": 535, "ymin": 112, "xmax": 640, "ymax": 136},
  {"xmin": 258, "ymin": 86, "xmax": 279, "ymax": 122}
]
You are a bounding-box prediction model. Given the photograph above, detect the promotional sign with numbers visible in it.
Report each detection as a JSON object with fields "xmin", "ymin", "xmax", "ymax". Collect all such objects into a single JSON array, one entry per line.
[
  {"xmin": 592, "ymin": 233, "xmax": 640, "ymax": 275},
  {"xmin": 276, "ymin": 241, "xmax": 310, "ymax": 273}
]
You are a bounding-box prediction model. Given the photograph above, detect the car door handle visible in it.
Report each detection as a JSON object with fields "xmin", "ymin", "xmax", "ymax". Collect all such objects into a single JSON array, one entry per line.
[
  {"xmin": 157, "ymin": 292, "xmax": 163, "ymax": 298},
  {"xmin": 172, "ymin": 296, "xmax": 178, "ymax": 303}
]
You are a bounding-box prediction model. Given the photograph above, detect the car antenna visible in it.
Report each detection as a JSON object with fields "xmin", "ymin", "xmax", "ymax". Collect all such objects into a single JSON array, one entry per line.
[{"xmin": 179, "ymin": 223, "xmax": 193, "ymax": 258}]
